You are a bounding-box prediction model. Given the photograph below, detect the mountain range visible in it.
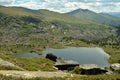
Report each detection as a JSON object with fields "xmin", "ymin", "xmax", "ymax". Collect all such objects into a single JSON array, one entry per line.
[
  {"xmin": 66, "ymin": 9, "xmax": 120, "ymax": 28},
  {"xmin": 0, "ymin": 6, "xmax": 119, "ymax": 44},
  {"xmin": 106, "ymin": 12, "xmax": 120, "ymax": 18}
]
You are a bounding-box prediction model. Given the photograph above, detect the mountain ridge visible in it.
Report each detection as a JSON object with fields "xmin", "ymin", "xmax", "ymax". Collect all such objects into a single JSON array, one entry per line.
[
  {"xmin": 105, "ymin": 12, "xmax": 120, "ymax": 18},
  {"xmin": 0, "ymin": 6, "xmax": 118, "ymax": 44},
  {"xmin": 66, "ymin": 8, "xmax": 120, "ymax": 28}
]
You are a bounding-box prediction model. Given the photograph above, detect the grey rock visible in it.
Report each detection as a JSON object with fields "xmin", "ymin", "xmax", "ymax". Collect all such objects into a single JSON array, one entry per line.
[{"xmin": 110, "ymin": 63, "xmax": 120, "ymax": 71}]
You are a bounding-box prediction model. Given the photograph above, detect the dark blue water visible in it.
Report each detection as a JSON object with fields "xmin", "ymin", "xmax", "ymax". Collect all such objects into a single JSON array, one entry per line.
[{"xmin": 42, "ymin": 47, "xmax": 110, "ymax": 67}]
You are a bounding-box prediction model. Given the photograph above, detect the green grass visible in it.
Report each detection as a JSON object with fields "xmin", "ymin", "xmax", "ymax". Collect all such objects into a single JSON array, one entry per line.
[
  {"xmin": 71, "ymin": 73, "xmax": 120, "ymax": 80},
  {"xmin": 103, "ymin": 45, "xmax": 120, "ymax": 63},
  {"xmin": 13, "ymin": 58, "xmax": 56, "ymax": 71},
  {"xmin": 0, "ymin": 56, "xmax": 56, "ymax": 71},
  {"xmin": 0, "ymin": 65, "xmax": 21, "ymax": 70},
  {"xmin": 67, "ymin": 8, "xmax": 120, "ymax": 27}
]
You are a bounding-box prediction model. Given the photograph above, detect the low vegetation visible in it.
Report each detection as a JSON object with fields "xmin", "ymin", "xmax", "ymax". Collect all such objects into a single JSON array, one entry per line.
[
  {"xmin": 72, "ymin": 66, "xmax": 82, "ymax": 74},
  {"xmin": 0, "ymin": 65, "xmax": 21, "ymax": 71},
  {"xmin": 0, "ymin": 56, "xmax": 56, "ymax": 71},
  {"xmin": 72, "ymin": 73, "xmax": 120, "ymax": 80}
]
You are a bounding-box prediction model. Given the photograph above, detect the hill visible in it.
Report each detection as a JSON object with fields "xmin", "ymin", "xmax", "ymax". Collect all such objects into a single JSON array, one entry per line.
[
  {"xmin": 0, "ymin": 6, "xmax": 116, "ymax": 43},
  {"xmin": 106, "ymin": 12, "xmax": 120, "ymax": 18},
  {"xmin": 66, "ymin": 9, "xmax": 120, "ymax": 28}
]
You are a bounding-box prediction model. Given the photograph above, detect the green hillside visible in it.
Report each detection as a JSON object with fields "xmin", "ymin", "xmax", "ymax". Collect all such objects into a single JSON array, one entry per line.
[
  {"xmin": 0, "ymin": 6, "xmax": 118, "ymax": 59},
  {"xmin": 66, "ymin": 9, "xmax": 120, "ymax": 28},
  {"xmin": 0, "ymin": 6, "xmax": 117, "ymax": 42}
]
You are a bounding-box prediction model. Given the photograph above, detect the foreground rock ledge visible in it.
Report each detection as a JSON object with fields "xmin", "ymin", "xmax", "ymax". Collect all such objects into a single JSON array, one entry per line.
[{"xmin": 0, "ymin": 70, "xmax": 70, "ymax": 78}]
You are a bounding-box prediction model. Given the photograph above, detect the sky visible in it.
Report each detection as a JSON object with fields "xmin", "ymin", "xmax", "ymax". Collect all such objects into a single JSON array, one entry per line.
[{"xmin": 0, "ymin": 0, "xmax": 120, "ymax": 13}]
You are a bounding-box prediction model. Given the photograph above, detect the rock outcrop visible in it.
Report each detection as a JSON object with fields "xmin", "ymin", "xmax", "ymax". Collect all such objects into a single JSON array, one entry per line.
[
  {"xmin": 46, "ymin": 53, "xmax": 57, "ymax": 62},
  {"xmin": 55, "ymin": 58, "xmax": 79, "ymax": 70},
  {"xmin": 80, "ymin": 64, "xmax": 107, "ymax": 75},
  {"xmin": 110, "ymin": 63, "xmax": 120, "ymax": 71}
]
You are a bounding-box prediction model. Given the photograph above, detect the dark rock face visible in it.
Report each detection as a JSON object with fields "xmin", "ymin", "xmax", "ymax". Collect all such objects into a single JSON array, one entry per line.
[
  {"xmin": 54, "ymin": 59, "xmax": 79, "ymax": 70},
  {"xmin": 81, "ymin": 68, "xmax": 107, "ymax": 75},
  {"xmin": 79, "ymin": 64, "xmax": 108, "ymax": 75},
  {"xmin": 46, "ymin": 53, "xmax": 57, "ymax": 62},
  {"xmin": 55, "ymin": 64, "xmax": 79, "ymax": 70}
]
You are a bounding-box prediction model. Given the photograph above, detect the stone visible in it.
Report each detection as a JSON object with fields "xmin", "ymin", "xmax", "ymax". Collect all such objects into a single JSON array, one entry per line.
[
  {"xmin": 79, "ymin": 64, "xmax": 107, "ymax": 75},
  {"xmin": 54, "ymin": 58, "xmax": 79, "ymax": 70},
  {"xmin": 46, "ymin": 53, "xmax": 57, "ymax": 62},
  {"xmin": 110, "ymin": 63, "xmax": 120, "ymax": 71}
]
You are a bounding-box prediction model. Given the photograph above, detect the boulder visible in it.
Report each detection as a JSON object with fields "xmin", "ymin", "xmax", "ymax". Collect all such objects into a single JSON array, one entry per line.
[
  {"xmin": 55, "ymin": 58, "xmax": 79, "ymax": 70},
  {"xmin": 110, "ymin": 63, "xmax": 120, "ymax": 71},
  {"xmin": 80, "ymin": 64, "xmax": 107, "ymax": 75},
  {"xmin": 46, "ymin": 53, "xmax": 57, "ymax": 62}
]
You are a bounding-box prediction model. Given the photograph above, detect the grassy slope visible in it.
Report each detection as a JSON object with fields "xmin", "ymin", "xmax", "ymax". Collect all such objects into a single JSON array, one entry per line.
[
  {"xmin": 0, "ymin": 6, "xmax": 116, "ymax": 27},
  {"xmin": 0, "ymin": 6, "xmax": 117, "ymax": 41},
  {"xmin": 66, "ymin": 9, "xmax": 120, "ymax": 27},
  {"xmin": 0, "ymin": 6, "xmax": 104, "ymax": 25},
  {"xmin": 0, "ymin": 6, "xmax": 37, "ymax": 16}
]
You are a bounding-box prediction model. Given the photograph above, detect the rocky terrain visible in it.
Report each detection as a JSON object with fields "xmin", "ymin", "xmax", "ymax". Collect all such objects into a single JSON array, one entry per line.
[{"xmin": 0, "ymin": 70, "xmax": 70, "ymax": 78}]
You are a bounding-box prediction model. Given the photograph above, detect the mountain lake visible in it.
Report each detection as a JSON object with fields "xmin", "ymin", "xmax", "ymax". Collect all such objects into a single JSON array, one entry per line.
[{"xmin": 15, "ymin": 47, "xmax": 110, "ymax": 67}]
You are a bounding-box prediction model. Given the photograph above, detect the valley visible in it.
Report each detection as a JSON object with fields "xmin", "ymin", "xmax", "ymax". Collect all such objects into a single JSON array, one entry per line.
[{"xmin": 0, "ymin": 6, "xmax": 120, "ymax": 80}]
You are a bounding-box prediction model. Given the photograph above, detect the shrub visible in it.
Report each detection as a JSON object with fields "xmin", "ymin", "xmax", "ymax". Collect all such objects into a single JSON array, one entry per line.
[
  {"xmin": 73, "ymin": 66, "xmax": 82, "ymax": 74},
  {"xmin": 116, "ymin": 69, "xmax": 120, "ymax": 74}
]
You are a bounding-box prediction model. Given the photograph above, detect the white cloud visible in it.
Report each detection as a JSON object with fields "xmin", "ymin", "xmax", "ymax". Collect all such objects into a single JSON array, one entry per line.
[
  {"xmin": 0, "ymin": 0, "xmax": 120, "ymax": 13},
  {"xmin": 0, "ymin": 0, "xmax": 14, "ymax": 5},
  {"xmin": 0, "ymin": 0, "xmax": 13, "ymax": 3},
  {"xmin": 6, "ymin": 0, "xmax": 40, "ymax": 10},
  {"xmin": 37, "ymin": 0, "xmax": 120, "ymax": 13}
]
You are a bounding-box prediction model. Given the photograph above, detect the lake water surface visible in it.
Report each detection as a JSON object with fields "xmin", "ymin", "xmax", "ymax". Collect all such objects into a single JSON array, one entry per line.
[
  {"xmin": 42, "ymin": 47, "xmax": 110, "ymax": 67},
  {"xmin": 15, "ymin": 47, "xmax": 110, "ymax": 67}
]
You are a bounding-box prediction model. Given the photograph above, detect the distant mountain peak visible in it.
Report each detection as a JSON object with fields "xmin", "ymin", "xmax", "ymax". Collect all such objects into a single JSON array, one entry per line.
[
  {"xmin": 66, "ymin": 8, "xmax": 94, "ymax": 15},
  {"xmin": 103, "ymin": 12, "xmax": 120, "ymax": 18},
  {"xmin": 73, "ymin": 8, "xmax": 90, "ymax": 12},
  {"xmin": 66, "ymin": 8, "xmax": 120, "ymax": 27}
]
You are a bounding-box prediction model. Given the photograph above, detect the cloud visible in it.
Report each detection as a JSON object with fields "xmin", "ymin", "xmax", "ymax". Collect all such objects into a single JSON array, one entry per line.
[
  {"xmin": 0, "ymin": 0, "xmax": 14, "ymax": 5},
  {"xmin": 6, "ymin": 0, "xmax": 45, "ymax": 9},
  {"xmin": 0, "ymin": 0, "xmax": 120, "ymax": 13}
]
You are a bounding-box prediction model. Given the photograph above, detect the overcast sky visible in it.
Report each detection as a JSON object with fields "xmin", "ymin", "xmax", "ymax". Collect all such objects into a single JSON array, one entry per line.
[{"xmin": 0, "ymin": 0, "xmax": 120, "ymax": 13}]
